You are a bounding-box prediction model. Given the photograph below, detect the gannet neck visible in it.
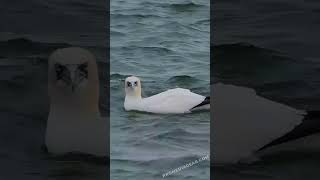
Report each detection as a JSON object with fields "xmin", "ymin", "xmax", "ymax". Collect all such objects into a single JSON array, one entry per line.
[
  {"xmin": 125, "ymin": 94, "xmax": 142, "ymax": 101},
  {"xmin": 124, "ymin": 94, "xmax": 143, "ymax": 112},
  {"xmin": 49, "ymin": 87, "xmax": 99, "ymax": 115}
]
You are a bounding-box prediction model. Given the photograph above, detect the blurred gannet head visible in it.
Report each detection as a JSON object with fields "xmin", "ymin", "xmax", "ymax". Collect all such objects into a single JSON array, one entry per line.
[{"xmin": 48, "ymin": 47, "xmax": 99, "ymax": 111}]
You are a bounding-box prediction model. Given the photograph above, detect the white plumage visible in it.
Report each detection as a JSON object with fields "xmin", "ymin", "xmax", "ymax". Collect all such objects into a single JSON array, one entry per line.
[
  {"xmin": 45, "ymin": 47, "xmax": 107, "ymax": 157},
  {"xmin": 124, "ymin": 76, "xmax": 210, "ymax": 114}
]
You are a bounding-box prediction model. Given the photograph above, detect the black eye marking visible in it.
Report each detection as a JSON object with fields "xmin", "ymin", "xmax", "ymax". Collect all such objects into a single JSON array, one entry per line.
[
  {"xmin": 55, "ymin": 63, "xmax": 64, "ymax": 79},
  {"xmin": 55, "ymin": 63, "xmax": 71, "ymax": 83},
  {"xmin": 134, "ymin": 81, "xmax": 138, "ymax": 86},
  {"xmin": 77, "ymin": 62, "xmax": 88, "ymax": 79},
  {"xmin": 127, "ymin": 82, "xmax": 132, "ymax": 87}
]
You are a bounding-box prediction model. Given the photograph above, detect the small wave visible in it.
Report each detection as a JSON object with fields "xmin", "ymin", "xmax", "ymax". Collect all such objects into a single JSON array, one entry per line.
[
  {"xmin": 120, "ymin": 154, "xmax": 209, "ymax": 168},
  {"xmin": 46, "ymin": 152, "xmax": 108, "ymax": 166},
  {"xmin": 141, "ymin": 1, "xmax": 206, "ymax": 9},
  {"xmin": 110, "ymin": 73, "xmax": 129, "ymax": 80},
  {"xmin": 170, "ymin": 2, "xmax": 205, "ymax": 9},
  {"xmin": 114, "ymin": 45, "xmax": 174, "ymax": 55},
  {"xmin": 193, "ymin": 18, "xmax": 210, "ymax": 25},
  {"xmin": 110, "ymin": 30, "xmax": 126, "ymax": 36},
  {"xmin": 152, "ymin": 128, "xmax": 205, "ymax": 140},
  {"xmin": 212, "ymin": 42, "xmax": 298, "ymax": 69},
  {"xmin": 167, "ymin": 75, "xmax": 199, "ymax": 84},
  {"xmin": 112, "ymin": 153, "xmax": 207, "ymax": 163},
  {"xmin": 0, "ymin": 38, "xmax": 71, "ymax": 57},
  {"xmin": 111, "ymin": 13, "xmax": 165, "ymax": 19},
  {"xmin": 214, "ymin": 43, "xmax": 278, "ymax": 56},
  {"xmin": 42, "ymin": 1, "xmax": 105, "ymax": 15},
  {"xmin": 2, "ymin": 38, "xmax": 69, "ymax": 48}
]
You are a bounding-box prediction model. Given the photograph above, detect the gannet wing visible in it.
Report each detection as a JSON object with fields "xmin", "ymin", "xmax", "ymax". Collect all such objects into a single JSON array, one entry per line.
[
  {"xmin": 212, "ymin": 83, "xmax": 304, "ymax": 163},
  {"xmin": 142, "ymin": 88, "xmax": 206, "ymax": 113}
]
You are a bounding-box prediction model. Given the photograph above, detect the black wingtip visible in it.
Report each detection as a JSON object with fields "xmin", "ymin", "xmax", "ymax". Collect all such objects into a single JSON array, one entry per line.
[
  {"xmin": 192, "ymin": 96, "xmax": 210, "ymax": 109},
  {"xmin": 257, "ymin": 110, "xmax": 320, "ymax": 152}
]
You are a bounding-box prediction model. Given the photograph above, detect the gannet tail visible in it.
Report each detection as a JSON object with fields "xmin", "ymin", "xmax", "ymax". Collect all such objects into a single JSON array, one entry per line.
[
  {"xmin": 257, "ymin": 110, "xmax": 320, "ymax": 151},
  {"xmin": 191, "ymin": 96, "xmax": 210, "ymax": 110}
]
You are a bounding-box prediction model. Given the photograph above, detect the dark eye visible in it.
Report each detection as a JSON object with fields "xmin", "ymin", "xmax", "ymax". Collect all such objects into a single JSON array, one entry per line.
[
  {"xmin": 54, "ymin": 63, "xmax": 71, "ymax": 83},
  {"xmin": 55, "ymin": 63, "xmax": 65, "ymax": 80},
  {"xmin": 127, "ymin": 82, "xmax": 131, "ymax": 86},
  {"xmin": 78, "ymin": 62, "xmax": 88, "ymax": 78},
  {"xmin": 134, "ymin": 81, "xmax": 138, "ymax": 86}
]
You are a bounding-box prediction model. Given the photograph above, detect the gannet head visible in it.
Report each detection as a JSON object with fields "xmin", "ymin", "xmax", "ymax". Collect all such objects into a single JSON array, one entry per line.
[
  {"xmin": 125, "ymin": 76, "xmax": 142, "ymax": 99},
  {"xmin": 48, "ymin": 47, "xmax": 99, "ymax": 112}
]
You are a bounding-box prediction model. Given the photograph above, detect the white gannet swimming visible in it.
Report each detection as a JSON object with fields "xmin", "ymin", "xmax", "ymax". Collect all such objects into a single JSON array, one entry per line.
[
  {"xmin": 212, "ymin": 83, "xmax": 320, "ymax": 164},
  {"xmin": 124, "ymin": 76, "xmax": 210, "ymax": 114},
  {"xmin": 45, "ymin": 47, "xmax": 107, "ymax": 157}
]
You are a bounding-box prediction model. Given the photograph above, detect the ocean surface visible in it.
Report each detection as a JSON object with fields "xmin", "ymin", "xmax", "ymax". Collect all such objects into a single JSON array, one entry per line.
[
  {"xmin": 213, "ymin": 0, "xmax": 320, "ymax": 179},
  {"xmin": 1, "ymin": 0, "xmax": 319, "ymax": 179},
  {"xmin": 110, "ymin": 0, "xmax": 210, "ymax": 179},
  {"xmin": 0, "ymin": 0, "xmax": 108, "ymax": 179}
]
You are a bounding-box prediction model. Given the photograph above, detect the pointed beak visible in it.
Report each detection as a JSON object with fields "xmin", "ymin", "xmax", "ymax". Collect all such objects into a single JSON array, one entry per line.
[
  {"xmin": 70, "ymin": 72, "xmax": 79, "ymax": 93},
  {"xmin": 71, "ymin": 84, "xmax": 76, "ymax": 92}
]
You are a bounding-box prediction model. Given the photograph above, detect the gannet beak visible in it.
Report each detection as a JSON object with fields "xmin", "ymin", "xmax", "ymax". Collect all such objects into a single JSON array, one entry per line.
[
  {"xmin": 71, "ymin": 83, "xmax": 76, "ymax": 92},
  {"xmin": 70, "ymin": 73, "xmax": 80, "ymax": 93}
]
